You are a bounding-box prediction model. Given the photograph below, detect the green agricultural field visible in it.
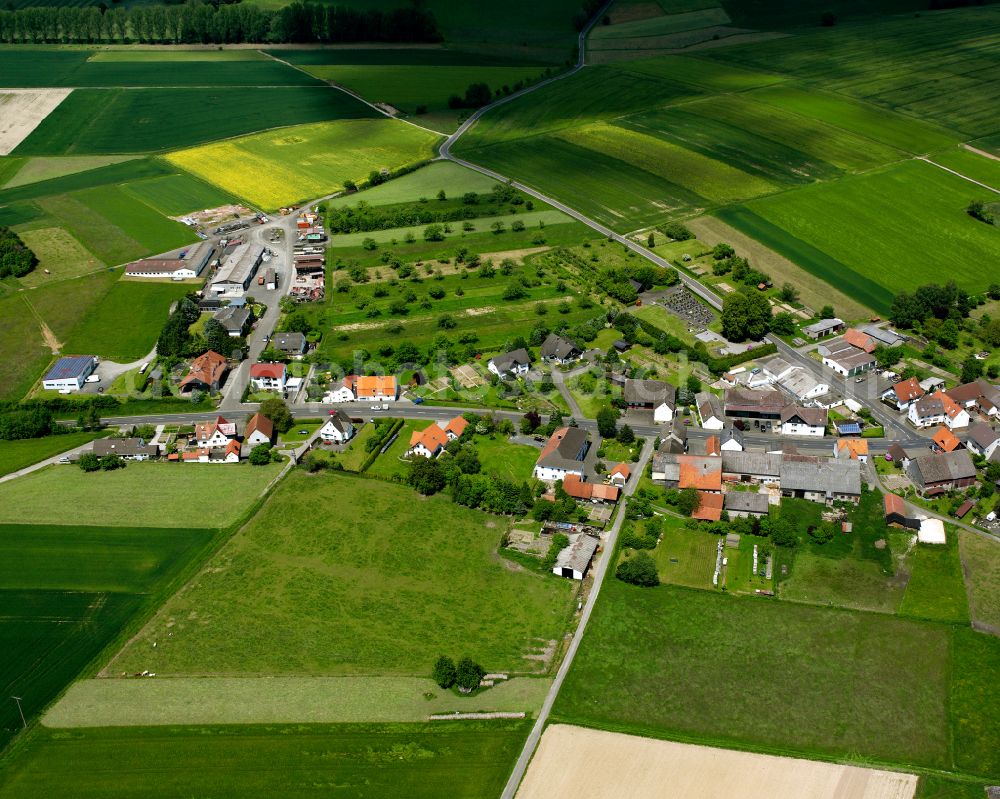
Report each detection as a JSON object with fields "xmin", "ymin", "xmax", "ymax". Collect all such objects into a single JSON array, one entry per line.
[
  {"xmin": 0, "ymin": 158, "xmax": 173, "ymax": 205},
  {"xmin": 326, "ymin": 160, "xmax": 499, "ymax": 207},
  {"xmin": 951, "ymin": 627, "xmax": 1000, "ymax": 777},
  {"xmin": 555, "ymin": 581, "xmax": 959, "ymax": 770},
  {"xmin": 618, "ymin": 107, "xmax": 841, "ymax": 186},
  {"xmin": 46, "ymin": 675, "xmax": 550, "ymax": 727},
  {"xmin": 0, "ymin": 156, "xmax": 25, "ymax": 186},
  {"xmin": 121, "ymin": 173, "xmax": 235, "ymax": 217},
  {"xmin": 0, "ymin": 432, "xmax": 100, "ymax": 477},
  {"xmin": 87, "ymin": 50, "xmax": 271, "ymax": 62},
  {"xmin": 591, "ymin": 7, "xmax": 731, "ymax": 41},
  {"xmin": 111, "ymin": 471, "xmax": 576, "ymax": 676},
  {"xmin": 15, "ymin": 227, "xmax": 103, "ymax": 286},
  {"xmin": 34, "ymin": 193, "xmax": 151, "ymax": 266},
  {"xmin": 60, "ymin": 280, "xmax": 191, "ymax": 361},
  {"xmin": 0, "ymin": 590, "xmax": 141, "ymax": 751},
  {"xmin": 558, "ymin": 122, "xmax": 778, "ymax": 203},
  {"xmin": 930, "ymin": 147, "xmax": 1000, "ymax": 191},
  {"xmin": 0, "ymin": 721, "xmax": 530, "ymax": 799},
  {"xmin": 25, "ymin": 267, "xmax": 118, "ymax": 346},
  {"xmin": 613, "ymin": 55, "xmax": 785, "ymax": 91},
  {"xmin": 0, "ymin": 50, "xmax": 321, "ymax": 88},
  {"xmin": 0, "ymin": 462, "xmax": 283, "ymax": 529},
  {"xmin": 705, "ymin": 6, "xmax": 1000, "ymax": 137},
  {"xmin": 271, "ymin": 49, "xmax": 537, "ymax": 67},
  {"xmin": 71, "ymin": 184, "xmax": 195, "ymax": 255},
  {"xmin": 899, "ymin": 540, "xmax": 969, "ymax": 625},
  {"xmin": 0, "ymin": 293, "xmax": 52, "ymax": 401},
  {"xmin": 0, "ymin": 524, "xmax": 212, "ymax": 593},
  {"xmin": 729, "ymin": 160, "xmax": 1000, "ymax": 311},
  {"xmin": 168, "ymin": 119, "xmax": 440, "ymax": 210},
  {"xmin": 15, "ymin": 87, "xmax": 374, "ymax": 156},
  {"xmin": 779, "ymin": 550, "xmax": 904, "ymax": 614},
  {"xmin": 305, "ymin": 64, "xmax": 549, "ymax": 115},
  {"xmin": 748, "ymin": 85, "xmax": 960, "ymax": 154},
  {"xmin": 958, "ymin": 531, "xmax": 1000, "ymax": 634},
  {"xmin": 3, "ymin": 156, "xmax": 138, "ymax": 189}
]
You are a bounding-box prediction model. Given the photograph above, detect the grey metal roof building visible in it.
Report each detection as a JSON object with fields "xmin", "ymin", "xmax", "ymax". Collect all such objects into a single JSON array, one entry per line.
[
  {"xmin": 779, "ymin": 458, "xmax": 861, "ymax": 500},
  {"xmin": 721, "ymin": 451, "xmax": 782, "ymax": 479},
  {"xmin": 623, "ymin": 378, "xmax": 676, "ymax": 409},
  {"xmin": 724, "ymin": 492, "xmax": 770, "ymax": 516}
]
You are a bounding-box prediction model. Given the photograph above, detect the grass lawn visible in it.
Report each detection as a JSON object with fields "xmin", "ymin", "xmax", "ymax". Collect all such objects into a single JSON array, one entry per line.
[
  {"xmin": 957, "ymin": 531, "xmax": 1000, "ymax": 634},
  {"xmin": 110, "ymin": 471, "xmax": 576, "ymax": 676},
  {"xmin": 338, "ymin": 423, "xmax": 377, "ymax": 471},
  {"xmin": 277, "ymin": 419, "xmax": 322, "ymax": 446},
  {"xmin": 60, "ymin": 280, "xmax": 191, "ymax": 361},
  {"xmin": 596, "ymin": 437, "xmax": 640, "ymax": 464},
  {"xmin": 472, "ymin": 435, "xmax": 539, "ymax": 483},
  {"xmin": 899, "ymin": 538, "xmax": 969, "ymax": 624},
  {"xmin": 0, "ymin": 462, "xmax": 283, "ymax": 528},
  {"xmin": 649, "ymin": 517, "xmax": 716, "ymax": 589},
  {"xmin": 365, "ymin": 420, "xmax": 419, "ymax": 480},
  {"xmin": 0, "ymin": 721, "xmax": 530, "ymax": 799},
  {"xmin": 554, "ymin": 581, "xmax": 952, "ymax": 769},
  {"xmin": 167, "ymin": 119, "xmax": 441, "ymax": 210},
  {"xmin": 0, "ymin": 432, "xmax": 101, "ymax": 476},
  {"xmin": 45, "ymin": 675, "xmax": 551, "ymax": 727},
  {"xmin": 779, "ymin": 549, "xmax": 904, "ymax": 614}
]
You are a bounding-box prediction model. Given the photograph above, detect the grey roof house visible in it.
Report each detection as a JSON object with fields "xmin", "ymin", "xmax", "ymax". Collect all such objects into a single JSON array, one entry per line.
[
  {"xmin": 540, "ymin": 334, "xmax": 581, "ymax": 364},
  {"xmin": 906, "ymin": 450, "xmax": 977, "ymax": 496}
]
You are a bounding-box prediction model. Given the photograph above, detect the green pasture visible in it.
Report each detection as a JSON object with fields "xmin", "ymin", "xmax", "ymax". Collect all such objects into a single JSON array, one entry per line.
[
  {"xmin": 326, "ymin": 161, "xmax": 499, "ymax": 208},
  {"xmin": 958, "ymin": 531, "xmax": 1000, "ymax": 633},
  {"xmin": 88, "ymin": 50, "xmax": 270, "ymax": 62},
  {"xmin": 0, "ymin": 462, "xmax": 283, "ymax": 529},
  {"xmin": 365, "ymin": 420, "xmax": 419, "ymax": 479},
  {"xmin": 930, "ymin": 147, "xmax": 1000, "ymax": 191},
  {"xmin": 15, "ymin": 227, "xmax": 104, "ymax": 286},
  {"xmin": 779, "ymin": 549, "xmax": 904, "ymax": 614},
  {"xmin": 556, "ymin": 580, "xmax": 986, "ymax": 772},
  {"xmin": 61, "ymin": 280, "xmax": 191, "ymax": 361},
  {"xmin": 952, "ymin": 627, "xmax": 1000, "ymax": 776},
  {"xmin": 2, "ymin": 156, "xmax": 138, "ymax": 189},
  {"xmin": 305, "ymin": 64, "xmax": 548, "ymax": 114},
  {"xmin": 592, "ymin": 7, "xmax": 730, "ymax": 40},
  {"xmin": 899, "ymin": 539, "xmax": 969, "ymax": 625},
  {"xmin": 168, "ymin": 119, "xmax": 440, "ymax": 210},
  {"xmin": 34, "ymin": 193, "xmax": 151, "ymax": 266},
  {"xmin": 45, "ymin": 675, "xmax": 550, "ymax": 727},
  {"xmin": 733, "ymin": 160, "xmax": 1000, "ymax": 308},
  {"xmin": 111, "ymin": 471, "xmax": 576, "ymax": 676},
  {"xmin": 0, "ymin": 433, "xmax": 100, "ymax": 477},
  {"xmin": 0, "ymin": 721, "xmax": 530, "ymax": 799},
  {"xmin": 0, "ymin": 158, "xmax": 172, "ymax": 205},
  {"xmin": 24, "ymin": 266, "xmax": 117, "ymax": 346},
  {"xmin": 649, "ymin": 517, "xmax": 717, "ymax": 589},
  {"xmin": 0, "ymin": 50, "xmax": 320, "ymax": 88},
  {"xmin": 15, "ymin": 87, "xmax": 373, "ymax": 156},
  {"xmin": 271, "ymin": 49, "xmax": 535, "ymax": 67},
  {"xmin": 472, "ymin": 436, "xmax": 539, "ymax": 483},
  {"xmin": 121, "ymin": 173, "xmax": 235, "ymax": 217},
  {"xmin": 748, "ymin": 85, "xmax": 960, "ymax": 154}
]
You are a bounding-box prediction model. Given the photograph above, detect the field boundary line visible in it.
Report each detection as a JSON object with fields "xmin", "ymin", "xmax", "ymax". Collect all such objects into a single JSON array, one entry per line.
[
  {"xmin": 919, "ymin": 156, "xmax": 1000, "ymax": 194},
  {"xmin": 962, "ymin": 143, "xmax": 1000, "ymax": 162},
  {"xmin": 20, "ymin": 293, "xmax": 61, "ymax": 353}
]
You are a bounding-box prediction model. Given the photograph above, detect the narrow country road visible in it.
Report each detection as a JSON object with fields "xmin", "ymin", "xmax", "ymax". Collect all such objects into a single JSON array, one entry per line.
[{"xmin": 499, "ymin": 436, "xmax": 655, "ymax": 799}]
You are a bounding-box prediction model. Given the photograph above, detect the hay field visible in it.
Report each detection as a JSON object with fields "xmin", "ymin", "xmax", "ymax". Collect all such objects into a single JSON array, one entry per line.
[
  {"xmin": 517, "ymin": 725, "xmax": 918, "ymax": 799},
  {"xmin": 16, "ymin": 226, "xmax": 104, "ymax": 286},
  {"xmin": 167, "ymin": 119, "xmax": 441, "ymax": 209},
  {"xmin": 0, "ymin": 89, "xmax": 71, "ymax": 155}
]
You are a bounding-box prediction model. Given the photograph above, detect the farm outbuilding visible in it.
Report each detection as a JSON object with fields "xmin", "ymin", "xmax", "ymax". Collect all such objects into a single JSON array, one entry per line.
[
  {"xmin": 42, "ymin": 355, "xmax": 97, "ymax": 391},
  {"xmin": 553, "ymin": 534, "xmax": 599, "ymax": 580}
]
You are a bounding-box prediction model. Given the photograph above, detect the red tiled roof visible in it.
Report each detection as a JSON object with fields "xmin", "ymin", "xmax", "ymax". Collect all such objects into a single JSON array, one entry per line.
[
  {"xmin": 445, "ymin": 416, "xmax": 469, "ymax": 437},
  {"xmin": 884, "ymin": 493, "xmax": 906, "ymax": 518},
  {"xmin": 610, "ymin": 463, "xmax": 630, "ymax": 479},
  {"xmin": 410, "ymin": 422, "xmax": 449, "ymax": 453},
  {"xmin": 705, "ymin": 436, "xmax": 720, "ymax": 457},
  {"xmin": 678, "ymin": 456, "xmax": 722, "ymax": 491},
  {"xmin": 246, "ymin": 412, "xmax": 273, "ymax": 441},
  {"xmin": 250, "ymin": 362, "xmax": 285, "ymax": 379},
  {"xmin": 837, "ymin": 438, "xmax": 869, "ymax": 459},
  {"xmin": 932, "ymin": 425, "xmax": 961, "ymax": 452},
  {"xmin": 562, "ymin": 474, "xmax": 592, "ymax": 500},
  {"xmin": 356, "ymin": 375, "xmax": 396, "ymax": 398},
  {"xmin": 591, "ymin": 483, "xmax": 619, "ymax": 502},
  {"xmin": 844, "ymin": 328, "xmax": 877, "ymax": 353},
  {"xmin": 892, "ymin": 377, "xmax": 924, "ymax": 404},
  {"xmin": 692, "ymin": 491, "xmax": 724, "ymax": 521}
]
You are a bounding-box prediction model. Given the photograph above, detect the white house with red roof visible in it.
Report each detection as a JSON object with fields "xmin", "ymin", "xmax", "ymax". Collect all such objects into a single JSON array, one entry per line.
[
  {"xmin": 194, "ymin": 416, "xmax": 238, "ymax": 448},
  {"xmin": 908, "ymin": 391, "xmax": 971, "ymax": 430},
  {"xmin": 244, "ymin": 413, "xmax": 274, "ymax": 447},
  {"xmin": 250, "ymin": 363, "xmax": 287, "ymax": 392},
  {"xmin": 407, "ymin": 416, "xmax": 468, "ymax": 458}
]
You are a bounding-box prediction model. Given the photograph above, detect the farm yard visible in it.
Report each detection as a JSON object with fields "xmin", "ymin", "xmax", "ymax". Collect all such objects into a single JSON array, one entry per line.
[{"xmin": 110, "ymin": 471, "xmax": 576, "ymax": 676}]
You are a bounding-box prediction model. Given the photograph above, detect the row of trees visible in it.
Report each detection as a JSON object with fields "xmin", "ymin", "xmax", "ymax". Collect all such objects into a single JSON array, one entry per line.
[
  {"xmin": 0, "ymin": 405, "xmax": 53, "ymax": 440},
  {"xmin": 0, "ymin": 226, "xmax": 36, "ymax": 280},
  {"xmin": 890, "ymin": 280, "xmax": 975, "ymax": 329},
  {"xmin": 0, "ymin": 1, "xmax": 439, "ymax": 45},
  {"xmin": 432, "ymin": 655, "xmax": 485, "ymax": 692}
]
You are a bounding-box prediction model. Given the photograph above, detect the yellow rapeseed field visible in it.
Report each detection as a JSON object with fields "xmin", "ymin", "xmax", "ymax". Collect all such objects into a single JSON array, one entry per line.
[{"xmin": 166, "ymin": 119, "xmax": 441, "ymax": 210}]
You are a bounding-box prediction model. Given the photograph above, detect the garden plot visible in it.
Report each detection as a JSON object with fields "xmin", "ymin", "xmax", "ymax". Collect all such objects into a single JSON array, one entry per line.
[
  {"xmin": 0, "ymin": 89, "xmax": 71, "ymax": 155},
  {"xmin": 517, "ymin": 725, "xmax": 918, "ymax": 799}
]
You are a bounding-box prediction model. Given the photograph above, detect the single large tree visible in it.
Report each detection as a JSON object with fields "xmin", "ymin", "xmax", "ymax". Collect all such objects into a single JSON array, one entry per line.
[
  {"xmin": 259, "ymin": 397, "xmax": 293, "ymax": 433},
  {"xmin": 596, "ymin": 406, "xmax": 618, "ymax": 439},
  {"xmin": 433, "ymin": 655, "xmax": 456, "ymax": 689}
]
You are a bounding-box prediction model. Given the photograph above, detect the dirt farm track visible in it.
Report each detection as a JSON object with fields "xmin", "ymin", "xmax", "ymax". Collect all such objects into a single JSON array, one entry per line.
[{"xmin": 517, "ymin": 725, "xmax": 918, "ymax": 799}]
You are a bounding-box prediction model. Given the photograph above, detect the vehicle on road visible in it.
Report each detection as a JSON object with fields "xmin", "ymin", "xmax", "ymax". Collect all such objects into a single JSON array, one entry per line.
[
  {"xmin": 412, "ymin": 397, "xmax": 424, "ymax": 404},
  {"xmin": 57, "ymin": 457, "xmax": 71, "ymax": 464}
]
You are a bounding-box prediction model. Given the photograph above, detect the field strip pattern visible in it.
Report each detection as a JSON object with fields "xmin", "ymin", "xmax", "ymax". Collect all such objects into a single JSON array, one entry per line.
[
  {"xmin": 517, "ymin": 725, "xmax": 918, "ymax": 799},
  {"xmin": 44, "ymin": 676, "xmax": 552, "ymax": 727},
  {"xmin": 0, "ymin": 89, "xmax": 71, "ymax": 155}
]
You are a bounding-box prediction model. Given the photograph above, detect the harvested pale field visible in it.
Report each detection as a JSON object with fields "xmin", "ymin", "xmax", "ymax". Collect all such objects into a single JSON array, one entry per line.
[
  {"xmin": 686, "ymin": 215, "xmax": 872, "ymax": 321},
  {"xmin": 17, "ymin": 227, "xmax": 104, "ymax": 286},
  {"xmin": 45, "ymin": 676, "xmax": 551, "ymax": 727},
  {"xmin": 0, "ymin": 89, "xmax": 72, "ymax": 155},
  {"xmin": 517, "ymin": 725, "xmax": 918, "ymax": 799}
]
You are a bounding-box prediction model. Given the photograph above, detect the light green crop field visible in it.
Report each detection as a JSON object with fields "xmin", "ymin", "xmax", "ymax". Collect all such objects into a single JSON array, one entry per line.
[
  {"xmin": 612, "ymin": 55, "xmax": 785, "ymax": 91},
  {"xmin": 592, "ymin": 7, "xmax": 730, "ymax": 40},
  {"xmin": 558, "ymin": 122, "xmax": 778, "ymax": 204},
  {"xmin": 34, "ymin": 193, "xmax": 148, "ymax": 266},
  {"xmin": 326, "ymin": 160, "xmax": 499, "ymax": 207},
  {"xmin": 3, "ymin": 156, "xmax": 138, "ymax": 189},
  {"xmin": 899, "ymin": 539, "xmax": 969, "ymax": 625},
  {"xmin": 0, "ymin": 721, "xmax": 531, "ymax": 799},
  {"xmin": 0, "ymin": 462, "xmax": 283, "ymax": 528},
  {"xmin": 779, "ymin": 550, "xmax": 904, "ymax": 614},
  {"xmin": 111, "ymin": 471, "xmax": 575, "ymax": 676},
  {"xmin": 71, "ymin": 184, "xmax": 195, "ymax": 256},
  {"xmin": 733, "ymin": 160, "xmax": 1000, "ymax": 307},
  {"xmin": 748, "ymin": 85, "xmax": 961, "ymax": 154},
  {"xmin": 121, "ymin": 173, "xmax": 236, "ymax": 217},
  {"xmin": 87, "ymin": 50, "xmax": 270, "ymax": 62},
  {"xmin": 45, "ymin": 675, "xmax": 551, "ymax": 727},
  {"xmin": 554, "ymin": 580, "xmax": 1000, "ymax": 775},
  {"xmin": 305, "ymin": 65, "xmax": 548, "ymax": 114},
  {"xmin": 958, "ymin": 531, "xmax": 1000, "ymax": 634},
  {"xmin": 168, "ymin": 119, "xmax": 441, "ymax": 210},
  {"xmin": 15, "ymin": 227, "xmax": 104, "ymax": 286},
  {"xmin": 930, "ymin": 147, "xmax": 1000, "ymax": 191},
  {"xmin": 0, "ymin": 432, "xmax": 100, "ymax": 477},
  {"xmin": 61, "ymin": 280, "xmax": 192, "ymax": 361}
]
